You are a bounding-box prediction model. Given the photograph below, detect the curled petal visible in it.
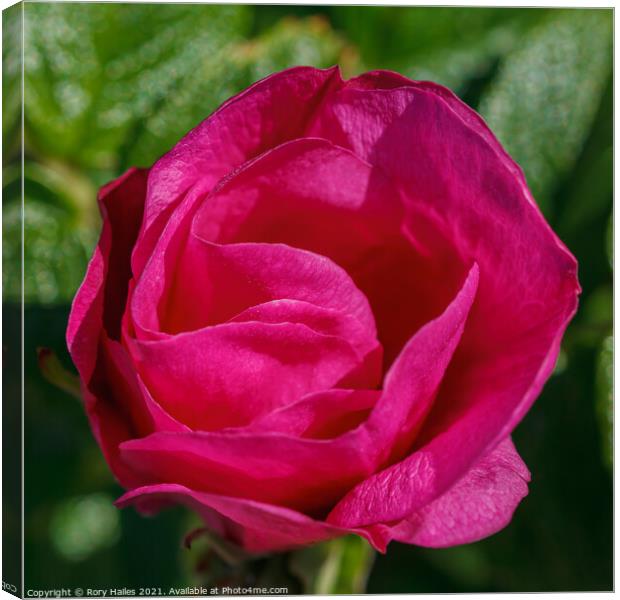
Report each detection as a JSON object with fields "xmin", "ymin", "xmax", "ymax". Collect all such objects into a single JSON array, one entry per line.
[
  {"xmin": 363, "ymin": 263, "xmax": 479, "ymax": 463},
  {"xmin": 67, "ymin": 167, "xmax": 147, "ymax": 380},
  {"xmin": 190, "ymin": 135, "xmax": 455, "ymax": 365},
  {"xmin": 388, "ymin": 438, "xmax": 530, "ymax": 547},
  {"xmin": 66, "ymin": 168, "xmax": 149, "ymax": 487}
]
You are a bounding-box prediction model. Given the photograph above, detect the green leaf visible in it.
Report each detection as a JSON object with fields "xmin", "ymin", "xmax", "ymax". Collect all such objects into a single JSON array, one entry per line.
[
  {"xmin": 331, "ymin": 7, "xmax": 539, "ymax": 64},
  {"xmin": 393, "ymin": 11, "xmax": 545, "ymax": 94},
  {"xmin": 479, "ymin": 9, "xmax": 612, "ymax": 216},
  {"xmin": 554, "ymin": 79, "xmax": 611, "ymax": 238},
  {"xmin": 23, "ymin": 5, "xmax": 347, "ymax": 171},
  {"xmin": 24, "ymin": 3, "xmax": 251, "ymax": 169},
  {"xmin": 329, "ymin": 7, "xmax": 546, "ymax": 93},
  {"xmin": 232, "ymin": 16, "xmax": 346, "ymax": 82},
  {"xmin": 565, "ymin": 285, "xmax": 612, "ymax": 350}
]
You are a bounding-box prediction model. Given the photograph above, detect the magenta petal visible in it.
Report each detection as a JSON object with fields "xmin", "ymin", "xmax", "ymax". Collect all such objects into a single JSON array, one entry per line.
[
  {"xmin": 119, "ymin": 264, "xmax": 479, "ymax": 513},
  {"xmin": 66, "ymin": 168, "xmax": 149, "ymax": 488},
  {"xmin": 128, "ymin": 179, "xmax": 211, "ymax": 340},
  {"xmin": 115, "ymin": 483, "xmax": 384, "ymax": 553},
  {"xmin": 189, "ymin": 136, "xmax": 442, "ymax": 364},
  {"xmin": 67, "ymin": 243, "xmax": 106, "ymax": 384},
  {"xmin": 362, "ymin": 263, "xmax": 479, "ymax": 463},
  {"xmin": 389, "ymin": 438, "xmax": 530, "ymax": 547},
  {"xmin": 128, "ymin": 321, "xmax": 374, "ymax": 431},
  {"xmin": 129, "ymin": 239, "xmax": 382, "ymax": 430},
  {"xmin": 229, "ymin": 300, "xmax": 382, "ymax": 379},
  {"xmin": 67, "ymin": 167, "xmax": 147, "ymax": 380},
  {"xmin": 78, "ymin": 382, "xmax": 145, "ymax": 489},
  {"xmin": 160, "ymin": 239, "xmax": 378, "ymax": 337},
  {"xmin": 69, "ymin": 332, "xmax": 187, "ymax": 492},
  {"xmin": 191, "ymin": 137, "xmax": 402, "ymax": 257},
  {"xmin": 308, "ymin": 78, "xmax": 578, "ymax": 357},
  {"xmin": 118, "ymin": 428, "xmax": 378, "ymax": 514},
  {"xmin": 102, "ymin": 336, "xmax": 189, "ymax": 435},
  {"xmin": 246, "ymin": 388, "xmax": 380, "ymax": 438}
]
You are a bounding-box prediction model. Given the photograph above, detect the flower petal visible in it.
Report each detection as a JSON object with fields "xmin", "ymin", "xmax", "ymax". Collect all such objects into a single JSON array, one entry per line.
[
  {"xmin": 245, "ymin": 388, "xmax": 380, "ymax": 439},
  {"xmin": 389, "ymin": 437, "xmax": 530, "ymax": 547},
  {"xmin": 191, "ymin": 137, "xmax": 403, "ymax": 260},
  {"xmin": 115, "ymin": 483, "xmax": 385, "ymax": 553},
  {"xmin": 118, "ymin": 428, "xmax": 377, "ymax": 515},
  {"xmin": 102, "ymin": 336, "xmax": 189, "ymax": 436},
  {"xmin": 159, "ymin": 239, "xmax": 378, "ymax": 337},
  {"xmin": 128, "ymin": 320, "xmax": 376, "ymax": 431},
  {"xmin": 365, "ymin": 263, "xmax": 479, "ymax": 464},
  {"xmin": 189, "ymin": 134, "xmax": 463, "ymax": 365},
  {"xmin": 129, "ymin": 238, "xmax": 383, "ymax": 430},
  {"xmin": 67, "ymin": 167, "xmax": 147, "ymax": 379},
  {"xmin": 66, "ymin": 168, "xmax": 149, "ymax": 488}
]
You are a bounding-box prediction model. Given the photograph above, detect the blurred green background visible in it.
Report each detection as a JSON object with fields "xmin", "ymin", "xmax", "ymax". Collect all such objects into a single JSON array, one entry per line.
[{"xmin": 2, "ymin": 3, "xmax": 613, "ymax": 593}]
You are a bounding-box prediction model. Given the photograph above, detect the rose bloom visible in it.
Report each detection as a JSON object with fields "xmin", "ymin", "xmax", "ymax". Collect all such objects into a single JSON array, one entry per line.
[{"xmin": 67, "ymin": 67, "xmax": 579, "ymax": 553}]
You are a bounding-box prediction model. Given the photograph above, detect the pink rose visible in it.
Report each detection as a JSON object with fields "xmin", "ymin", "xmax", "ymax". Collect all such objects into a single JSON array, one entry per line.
[{"xmin": 67, "ymin": 66, "xmax": 579, "ymax": 553}]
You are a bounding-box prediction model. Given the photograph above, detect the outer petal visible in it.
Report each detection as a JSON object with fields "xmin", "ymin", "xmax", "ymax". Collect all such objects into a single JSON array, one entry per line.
[
  {"xmin": 115, "ymin": 483, "xmax": 386, "ymax": 553},
  {"xmin": 308, "ymin": 77, "xmax": 578, "ymax": 352},
  {"xmin": 309, "ymin": 74, "xmax": 578, "ymax": 524},
  {"xmin": 67, "ymin": 168, "xmax": 148, "ymax": 379},
  {"xmin": 389, "ymin": 438, "xmax": 530, "ymax": 547},
  {"xmin": 66, "ymin": 168, "xmax": 151, "ymax": 487},
  {"xmin": 115, "ymin": 437, "xmax": 528, "ymax": 553}
]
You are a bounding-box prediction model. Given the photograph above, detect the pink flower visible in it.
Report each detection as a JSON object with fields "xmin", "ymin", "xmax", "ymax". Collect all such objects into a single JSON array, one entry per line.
[{"xmin": 67, "ymin": 66, "xmax": 579, "ymax": 553}]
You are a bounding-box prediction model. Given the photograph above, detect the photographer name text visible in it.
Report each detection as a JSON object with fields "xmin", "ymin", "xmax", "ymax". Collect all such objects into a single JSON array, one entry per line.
[{"xmin": 25, "ymin": 587, "xmax": 289, "ymax": 597}]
